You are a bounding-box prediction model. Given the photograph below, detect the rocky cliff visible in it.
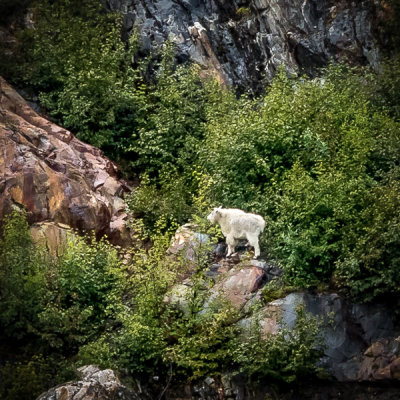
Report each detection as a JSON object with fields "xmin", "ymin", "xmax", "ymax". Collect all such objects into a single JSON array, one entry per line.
[
  {"xmin": 0, "ymin": 76, "xmax": 133, "ymax": 249},
  {"xmin": 107, "ymin": 0, "xmax": 381, "ymax": 92}
]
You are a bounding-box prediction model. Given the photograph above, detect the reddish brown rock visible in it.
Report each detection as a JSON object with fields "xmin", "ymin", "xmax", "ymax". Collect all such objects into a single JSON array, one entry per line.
[
  {"xmin": 364, "ymin": 340, "xmax": 386, "ymax": 358},
  {"xmin": 0, "ymin": 77, "xmax": 132, "ymax": 246},
  {"xmin": 213, "ymin": 265, "xmax": 265, "ymax": 308},
  {"xmin": 374, "ymin": 364, "xmax": 392, "ymax": 381},
  {"xmin": 357, "ymin": 337, "xmax": 400, "ymax": 381},
  {"xmin": 390, "ymin": 357, "xmax": 400, "ymax": 379},
  {"xmin": 30, "ymin": 222, "xmax": 72, "ymax": 257}
]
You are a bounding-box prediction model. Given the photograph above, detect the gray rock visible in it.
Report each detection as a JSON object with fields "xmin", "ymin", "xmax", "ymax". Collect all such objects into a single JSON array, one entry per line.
[
  {"xmin": 107, "ymin": 0, "xmax": 381, "ymax": 93},
  {"xmin": 212, "ymin": 242, "xmax": 227, "ymax": 259},
  {"xmin": 36, "ymin": 365, "xmax": 147, "ymax": 400},
  {"xmin": 251, "ymin": 292, "xmax": 400, "ymax": 381},
  {"xmin": 163, "ymin": 283, "xmax": 192, "ymax": 315},
  {"xmin": 168, "ymin": 223, "xmax": 210, "ymax": 262}
]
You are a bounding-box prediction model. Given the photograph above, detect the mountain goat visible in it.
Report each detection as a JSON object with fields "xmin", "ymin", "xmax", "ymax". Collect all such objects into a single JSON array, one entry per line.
[{"xmin": 207, "ymin": 207, "xmax": 265, "ymax": 258}]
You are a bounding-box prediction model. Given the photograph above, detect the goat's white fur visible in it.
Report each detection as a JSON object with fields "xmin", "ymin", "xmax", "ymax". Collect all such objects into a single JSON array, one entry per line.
[{"xmin": 207, "ymin": 207, "xmax": 265, "ymax": 258}]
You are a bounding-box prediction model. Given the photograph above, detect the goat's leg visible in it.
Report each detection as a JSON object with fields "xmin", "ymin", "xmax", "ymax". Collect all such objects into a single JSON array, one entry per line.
[
  {"xmin": 247, "ymin": 235, "xmax": 261, "ymax": 259},
  {"xmin": 226, "ymin": 236, "xmax": 237, "ymax": 257}
]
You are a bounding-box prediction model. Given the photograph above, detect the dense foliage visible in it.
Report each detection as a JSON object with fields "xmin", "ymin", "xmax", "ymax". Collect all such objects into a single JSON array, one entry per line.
[
  {"xmin": 1, "ymin": 0, "xmax": 400, "ymax": 397},
  {"xmin": 0, "ymin": 212, "xmax": 322, "ymax": 399}
]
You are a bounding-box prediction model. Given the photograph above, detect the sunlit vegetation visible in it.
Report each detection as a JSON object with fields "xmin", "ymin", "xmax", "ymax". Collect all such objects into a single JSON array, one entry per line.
[{"xmin": 1, "ymin": 0, "xmax": 400, "ymax": 398}]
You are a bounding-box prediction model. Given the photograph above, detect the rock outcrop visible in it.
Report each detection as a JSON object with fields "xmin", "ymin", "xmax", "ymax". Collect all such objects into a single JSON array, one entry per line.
[
  {"xmin": 166, "ymin": 224, "xmax": 400, "ymax": 388},
  {"xmin": 107, "ymin": 0, "xmax": 381, "ymax": 93},
  {"xmin": 0, "ymin": 77, "xmax": 133, "ymax": 248},
  {"xmin": 357, "ymin": 337, "xmax": 400, "ymax": 381},
  {"xmin": 36, "ymin": 365, "xmax": 147, "ymax": 400},
  {"xmin": 254, "ymin": 292, "xmax": 400, "ymax": 381}
]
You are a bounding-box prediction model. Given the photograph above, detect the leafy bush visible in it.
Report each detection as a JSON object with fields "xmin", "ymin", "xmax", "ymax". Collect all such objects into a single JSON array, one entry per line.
[
  {"xmin": 230, "ymin": 306, "xmax": 323, "ymax": 383},
  {"xmin": 22, "ymin": 0, "xmax": 147, "ymax": 161},
  {"xmin": 0, "ymin": 212, "xmax": 324, "ymax": 393},
  {"xmin": 37, "ymin": 234, "xmax": 125, "ymax": 352},
  {"xmin": 0, "ymin": 210, "xmax": 45, "ymax": 340},
  {"xmin": 163, "ymin": 300, "xmax": 241, "ymax": 379},
  {"xmin": 0, "ymin": 355, "xmax": 75, "ymax": 400},
  {"xmin": 77, "ymin": 226, "xmax": 179, "ymax": 376},
  {"xmin": 335, "ymin": 173, "xmax": 400, "ymax": 301},
  {"xmin": 128, "ymin": 51, "xmax": 210, "ymax": 176},
  {"xmin": 15, "ymin": 0, "xmax": 212, "ymax": 181},
  {"xmin": 197, "ymin": 63, "xmax": 400, "ymax": 296},
  {"xmin": 127, "ymin": 171, "xmax": 193, "ymax": 233},
  {"xmin": 0, "ymin": 356, "xmax": 52, "ymax": 400}
]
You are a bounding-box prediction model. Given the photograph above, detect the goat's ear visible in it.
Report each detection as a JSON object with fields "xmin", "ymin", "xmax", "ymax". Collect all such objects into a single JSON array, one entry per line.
[{"xmin": 218, "ymin": 205, "xmax": 222, "ymax": 209}]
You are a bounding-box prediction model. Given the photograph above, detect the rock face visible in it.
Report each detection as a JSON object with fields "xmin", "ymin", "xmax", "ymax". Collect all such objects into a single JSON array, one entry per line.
[
  {"xmin": 185, "ymin": 376, "xmax": 400, "ymax": 400},
  {"xmin": 0, "ymin": 77, "xmax": 133, "ymax": 247},
  {"xmin": 167, "ymin": 224, "xmax": 400, "ymax": 387},
  {"xmin": 36, "ymin": 365, "xmax": 146, "ymax": 400},
  {"xmin": 107, "ymin": 0, "xmax": 380, "ymax": 92},
  {"xmin": 256, "ymin": 292, "xmax": 400, "ymax": 381}
]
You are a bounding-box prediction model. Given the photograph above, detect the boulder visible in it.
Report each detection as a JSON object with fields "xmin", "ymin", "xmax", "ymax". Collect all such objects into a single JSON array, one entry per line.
[
  {"xmin": 36, "ymin": 365, "xmax": 145, "ymax": 400},
  {"xmin": 206, "ymin": 262, "xmax": 266, "ymax": 309},
  {"xmin": 215, "ymin": 265, "xmax": 265, "ymax": 309},
  {"xmin": 357, "ymin": 337, "xmax": 400, "ymax": 382},
  {"xmin": 168, "ymin": 223, "xmax": 210, "ymax": 263},
  {"xmin": 0, "ymin": 77, "xmax": 133, "ymax": 247},
  {"xmin": 164, "ymin": 283, "xmax": 192, "ymax": 315}
]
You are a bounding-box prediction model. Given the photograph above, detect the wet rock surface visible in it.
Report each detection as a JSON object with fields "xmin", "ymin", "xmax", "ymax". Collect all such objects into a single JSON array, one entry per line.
[
  {"xmin": 107, "ymin": 0, "xmax": 381, "ymax": 93},
  {"xmin": 0, "ymin": 77, "xmax": 133, "ymax": 247}
]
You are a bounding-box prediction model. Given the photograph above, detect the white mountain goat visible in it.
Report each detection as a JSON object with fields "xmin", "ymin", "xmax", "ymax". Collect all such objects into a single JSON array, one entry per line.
[{"xmin": 207, "ymin": 207, "xmax": 265, "ymax": 258}]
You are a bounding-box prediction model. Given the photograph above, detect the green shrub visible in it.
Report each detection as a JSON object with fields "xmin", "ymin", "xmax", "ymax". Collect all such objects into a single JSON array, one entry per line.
[
  {"xmin": 0, "ymin": 211, "xmax": 45, "ymax": 340},
  {"xmin": 335, "ymin": 173, "xmax": 400, "ymax": 302},
  {"xmin": 37, "ymin": 234, "xmax": 125, "ymax": 352},
  {"xmin": 163, "ymin": 300, "xmax": 241, "ymax": 379},
  {"xmin": 127, "ymin": 171, "xmax": 193, "ymax": 233},
  {"xmin": 18, "ymin": 0, "xmax": 147, "ymax": 162},
  {"xmin": 230, "ymin": 306, "xmax": 323, "ymax": 382},
  {"xmin": 0, "ymin": 355, "xmax": 75, "ymax": 400},
  {"xmin": 261, "ymin": 278, "xmax": 296, "ymax": 304},
  {"xmin": 373, "ymin": 56, "xmax": 400, "ymax": 120},
  {"xmin": 0, "ymin": 356, "xmax": 52, "ymax": 400},
  {"xmin": 129, "ymin": 52, "xmax": 210, "ymax": 176},
  {"xmin": 197, "ymin": 63, "xmax": 400, "ymax": 295},
  {"xmin": 236, "ymin": 7, "xmax": 251, "ymax": 17},
  {"xmin": 16, "ymin": 1, "xmax": 212, "ymax": 180}
]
